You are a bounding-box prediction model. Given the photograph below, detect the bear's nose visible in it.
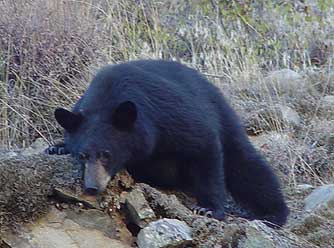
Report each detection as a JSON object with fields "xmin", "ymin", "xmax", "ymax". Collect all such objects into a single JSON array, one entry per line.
[{"xmin": 84, "ymin": 187, "xmax": 98, "ymax": 196}]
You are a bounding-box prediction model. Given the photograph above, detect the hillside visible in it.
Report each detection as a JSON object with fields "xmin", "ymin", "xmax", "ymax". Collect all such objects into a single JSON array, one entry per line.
[{"xmin": 0, "ymin": 1, "xmax": 334, "ymax": 247}]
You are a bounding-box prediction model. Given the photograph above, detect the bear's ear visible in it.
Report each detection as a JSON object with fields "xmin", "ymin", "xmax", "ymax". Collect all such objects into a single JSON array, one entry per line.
[
  {"xmin": 55, "ymin": 108, "xmax": 82, "ymax": 132},
  {"xmin": 112, "ymin": 101, "xmax": 137, "ymax": 130}
]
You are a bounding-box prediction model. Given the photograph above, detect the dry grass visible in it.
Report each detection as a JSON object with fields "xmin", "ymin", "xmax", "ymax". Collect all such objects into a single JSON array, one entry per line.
[{"xmin": 0, "ymin": 0, "xmax": 333, "ymax": 188}]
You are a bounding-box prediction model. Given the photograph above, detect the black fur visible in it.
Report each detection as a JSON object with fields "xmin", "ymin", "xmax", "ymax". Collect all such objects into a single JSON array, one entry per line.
[{"xmin": 47, "ymin": 60, "xmax": 289, "ymax": 227}]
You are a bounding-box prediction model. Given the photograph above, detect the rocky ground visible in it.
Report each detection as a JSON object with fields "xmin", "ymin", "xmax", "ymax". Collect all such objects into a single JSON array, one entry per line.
[
  {"xmin": 1, "ymin": 68, "xmax": 334, "ymax": 248},
  {"xmin": 0, "ymin": 141, "xmax": 333, "ymax": 248}
]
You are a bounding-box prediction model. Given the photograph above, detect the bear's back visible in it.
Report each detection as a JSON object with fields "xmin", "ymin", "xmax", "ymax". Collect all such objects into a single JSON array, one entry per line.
[{"xmin": 75, "ymin": 60, "xmax": 227, "ymax": 135}]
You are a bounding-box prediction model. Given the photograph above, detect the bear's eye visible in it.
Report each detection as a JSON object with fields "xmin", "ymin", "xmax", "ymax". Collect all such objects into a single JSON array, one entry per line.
[
  {"xmin": 79, "ymin": 152, "xmax": 89, "ymax": 161},
  {"xmin": 99, "ymin": 150, "xmax": 111, "ymax": 160}
]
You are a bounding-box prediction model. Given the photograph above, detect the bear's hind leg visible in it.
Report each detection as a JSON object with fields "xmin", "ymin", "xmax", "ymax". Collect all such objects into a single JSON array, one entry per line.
[
  {"xmin": 189, "ymin": 154, "xmax": 226, "ymax": 220},
  {"xmin": 224, "ymin": 141, "xmax": 289, "ymax": 227}
]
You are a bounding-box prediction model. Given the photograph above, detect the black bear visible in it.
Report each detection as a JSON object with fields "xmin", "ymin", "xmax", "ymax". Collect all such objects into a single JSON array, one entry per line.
[{"xmin": 47, "ymin": 60, "xmax": 289, "ymax": 227}]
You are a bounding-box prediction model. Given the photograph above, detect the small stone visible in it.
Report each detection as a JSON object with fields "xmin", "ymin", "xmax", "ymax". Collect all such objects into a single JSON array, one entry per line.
[{"xmin": 137, "ymin": 218, "xmax": 192, "ymax": 248}]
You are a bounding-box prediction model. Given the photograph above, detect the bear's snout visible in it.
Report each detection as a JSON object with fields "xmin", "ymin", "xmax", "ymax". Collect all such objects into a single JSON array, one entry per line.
[{"xmin": 83, "ymin": 160, "xmax": 111, "ymax": 195}]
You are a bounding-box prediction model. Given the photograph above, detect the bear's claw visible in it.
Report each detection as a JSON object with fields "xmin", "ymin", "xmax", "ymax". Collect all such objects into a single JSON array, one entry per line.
[
  {"xmin": 191, "ymin": 206, "xmax": 213, "ymax": 218},
  {"xmin": 45, "ymin": 145, "xmax": 68, "ymax": 155}
]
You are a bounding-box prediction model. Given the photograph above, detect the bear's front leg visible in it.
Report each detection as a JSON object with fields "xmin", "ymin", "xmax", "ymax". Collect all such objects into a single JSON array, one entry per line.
[
  {"xmin": 45, "ymin": 142, "xmax": 70, "ymax": 155},
  {"xmin": 189, "ymin": 154, "xmax": 226, "ymax": 220}
]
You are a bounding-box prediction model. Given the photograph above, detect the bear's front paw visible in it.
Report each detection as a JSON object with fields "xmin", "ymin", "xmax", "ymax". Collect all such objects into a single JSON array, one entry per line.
[
  {"xmin": 191, "ymin": 205, "xmax": 225, "ymax": 220},
  {"xmin": 192, "ymin": 206, "xmax": 213, "ymax": 217},
  {"xmin": 45, "ymin": 145, "xmax": 68, "ymax": 155}
]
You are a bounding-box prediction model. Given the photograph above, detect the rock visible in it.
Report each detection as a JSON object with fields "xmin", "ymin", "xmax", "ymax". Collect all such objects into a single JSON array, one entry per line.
[
  {"xmin": 304, "ymin": 184, "xmax": 334, "ymax": 212},
  {"xmin": 190, "ymin": 217, "xmax": 232, "ymax": 248},
  {"xmin": 64, "ymin": 209, "xmax": 124, "ymax": 238},
  {"xmin": 249, "ymin": 131, "xmax": 291, "ymax": 150},
  {"xmin": 0, "ymin": 154, "xmax": 60, "ymax": 231},
  {"xmin": 21, "ymin": 138, "xmax": 49, "ymax": 156},
  {"xmin": 139, "ymin": 183, "xmax": 193, "ymax": 220},
  {"xmin": 265, "ymin": 69, "xmax": 305, "ymax": 95},
  {"xmin": 137, "ymin": 218, "xmax": 192, "ymax": 248},
  {"xmin": 267, "ymin": 69, "xmax": 302, "ymax": 82},
  {"xmin": 53, "ymin": 187, "xmax": 99, "ymax": 209},
  {"xmin": 139, "ymin": 184, "xmax": 230, "ymax": 247},
  {"xmin": 222, "ymin": 223, "xmax": 244, "ymax": 247},
  {"xmin": 125, "ymin": 188, "xmax": 156, "ymax": 228},
  {"xmin": 0, "ymin": 153, "xmax": 93, "ymax": 232},
  {"xmin": 238, "ymin": 221, "xmax": 300, "ymax": 248},
  {"xmin": 238, "ymin": 221, "xmax": 276, "ymax": 248},
  {"xmin": 278, "ymin": 105, "xmax": 301, "ymax": 128},
  {"xmin": 2, "ymin": 207, "xmax": 132, "ymax": 248}
]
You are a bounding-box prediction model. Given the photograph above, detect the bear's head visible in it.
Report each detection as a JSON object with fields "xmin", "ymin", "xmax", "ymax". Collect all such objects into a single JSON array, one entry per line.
[{"xmin": 54, "ymin": 101, "xmax": 138, "ymax": 195}]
